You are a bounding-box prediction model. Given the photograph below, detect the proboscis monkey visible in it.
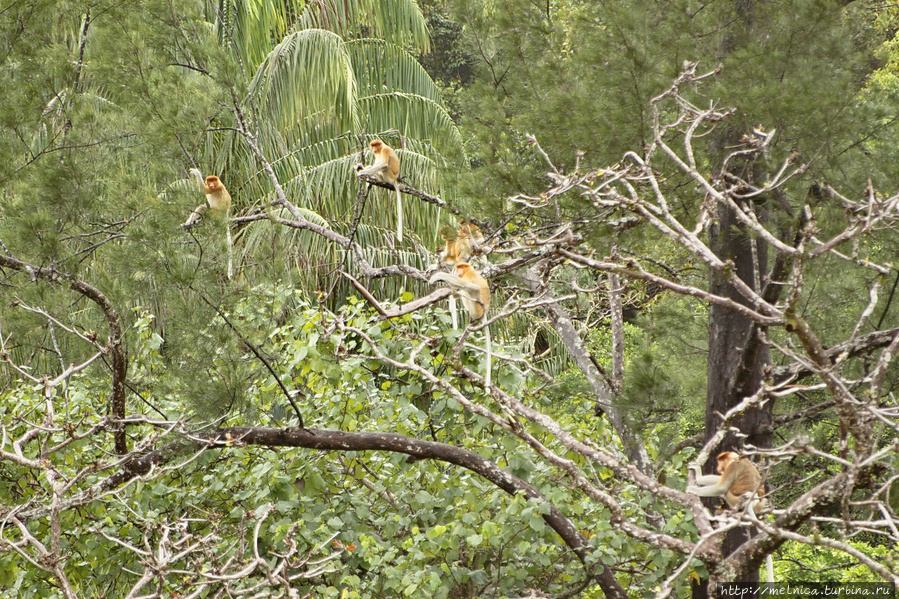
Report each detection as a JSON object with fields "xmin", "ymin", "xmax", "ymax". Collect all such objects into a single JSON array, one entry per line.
[
  {"xmin": 429, "ymin": 262, "xmax": 492, "ymax": 387},
  {"xmin": 438, "ymin": 221, "xmax": 485, "ymax": 328},
  {"xmin": 688, "ymin": 451, "xmax": 766, "ymax": 512},
  {"xmin": 439, "ymin": 220, "xmax": 484, "ymax": 265},
  {"xmin": 184, "ymin": 169, "xmax": 233, "ymax": 279},
  {"xmin": 687, "ymin": 451, "xmax": 773, "ymax": 580},
  {"xmin": 356, "ymin": 139, "xmax": 403, "ymax": 241}
]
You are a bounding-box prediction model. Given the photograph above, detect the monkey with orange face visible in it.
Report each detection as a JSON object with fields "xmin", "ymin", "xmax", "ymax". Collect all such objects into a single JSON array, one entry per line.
[
  {"xmin": 687, "ymin": 451, "xmax": 766, "ymax": 514},
  {"xmin": 429, "ymin": 262, "xmax": 492, "ymax": 387},
  {"xmin": 436, "ymin": 220, "xmax": 486, "ymax": 329},
  {"xmin": 183, "ymin": 169, "xmax": 231, "ymax": 226},
  {"xmin": 183, "ymin": 168, "xmax": 233, "ymax": 278},
  {"xmin": 356, "ymin": 139, "xmax": 403, "ymax": 241},
  {"xmin": 431, "ymin": 262, "xmax": 489, "ymax": 319},
  {"xmin": 439, "ymin": 220, "xmax": 484, "ymax": 265},
  {"xmin": 201, "ymin": 175, "xmax": 231, "ymax": 213},
  {"xmin": 687, "ymin": 451, "xmax": 774, "ymax": 581}
]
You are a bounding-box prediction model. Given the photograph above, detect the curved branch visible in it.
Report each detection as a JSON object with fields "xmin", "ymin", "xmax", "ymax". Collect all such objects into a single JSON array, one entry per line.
[
  {"xmin": 0, "ymin": 254, "xmax": 128, "ymax": 454},
  {"xmin": 520, "ymin": 264, "xmax": 652, "ymax": 475},
  {"xmin": 769, "ymin": 327, "xmax": 899, "ymax": 384},
  {"xmin": 558, "ymin": 249, "xmax": 783, "ymax": 325},
  {"xmin": 357, "ymin": 172, "xmax": 463, "ymax": 217},
  {"xmin": 106, "ymin": 425, "xmax": 628, "ymax": 599}
]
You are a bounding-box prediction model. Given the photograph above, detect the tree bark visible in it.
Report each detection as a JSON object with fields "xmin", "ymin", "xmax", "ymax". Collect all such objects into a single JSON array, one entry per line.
[
  {"xmin": 706, "ymin": 201, "xmax": 773, "ymax": 453},
  {"xmin": 522, "ymin": 265, "xmax": 652, "ymax": 474}
]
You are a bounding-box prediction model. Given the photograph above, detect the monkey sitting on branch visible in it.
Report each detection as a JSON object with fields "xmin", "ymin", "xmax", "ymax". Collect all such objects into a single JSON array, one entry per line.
[
  {"xmin": 356, "ymin": 139, "xmax": 403, "ymax": 241},
  {"xmin": 686, "ymin": 451, "xmax": 774, "ymax": 580},
  {"xmin": 436, "ymin": 220, "xmax": 485, "ymax": 328},
  {"xmin": 687, "ymin": 451, "xmax": 767, "ymax": 514},
  {"xmin": 429, "ymin": 262, "xmax": 492, "ymax": 388},
  {"xmin": 182, "ymin": 168, "xmax": 233, "ymax": 279}
]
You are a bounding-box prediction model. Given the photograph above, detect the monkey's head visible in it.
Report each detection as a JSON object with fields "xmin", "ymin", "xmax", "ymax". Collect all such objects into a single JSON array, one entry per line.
[
  {"xmin": 205, "ymin": 175, "xmax": 222, "ymax": 192},
  {"xmin": 455, "ymin": 262, "xmax": 473, "ymax": 276},
  {"xmin": 716, "ymin": 451, "xmax": 740, "ymax": 474},
  {"xmin": 369, "ymin": 139, "xmax": 383, "ymax": 153}
]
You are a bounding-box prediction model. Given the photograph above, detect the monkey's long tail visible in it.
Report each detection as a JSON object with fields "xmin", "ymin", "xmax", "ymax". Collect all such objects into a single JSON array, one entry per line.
[
  {"xmin": 484, "ymin": 323, "xmax": 492, "ymax": 388},
  {"xmin": 766, "ymin": 555, "xmax": 774, "ymax": 583},
  {"xmin": 449, "ymin": 296, "xmax": 459, "ymax": 329},
  {"xmin": 226, "ymin": 224, "xmax": 233, "ymax": 280},
  {"xmin": 395, "ymin": 186, "xmax": 403, "ymax": 242}
]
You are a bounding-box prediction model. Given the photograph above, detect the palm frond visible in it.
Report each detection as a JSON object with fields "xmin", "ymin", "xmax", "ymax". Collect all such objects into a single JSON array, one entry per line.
[
  {"xmin": 303, "ymin": 154, "xmax": 365, "ymax": 218},
  {"xmin": 206, "ymin": 0, "xmax": 293, "ymax": 70},
  {"xmin": 360, "ymin": 93, "xmax": 463, "ymax": 151},
  {"xmin": 196, "ymin": 0, "xmax": 459, "ymax": 299},
  {"xmin": 278, "ymin": 136, "xmax": 360, "ymax": 167},
  {"xmin": 248, "ymin": 29, "xmax": 359, "ymax": 135},
  {"xmin": 298, "ymin": 0, "xmax": 430, "ymax": 52},
  {"xmin": 347, "ymin": 39, "xmax": 442, "ymax": 103},
  {"xmin": 234, "ymin": 203, "xmax": 330, "ymax": 276}
]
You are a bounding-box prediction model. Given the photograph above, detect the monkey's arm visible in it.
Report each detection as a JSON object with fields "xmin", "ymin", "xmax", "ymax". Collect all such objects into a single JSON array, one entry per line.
[
  {"xmin": 686, "ymin": 470, "xmax": 736, "ymax": 497},
  {"xmin": 188, "ymin": 168, "xmax": 205, "ymax": 193},
  {"xmin": 693, "ymin": 474, "xmax": 723, "ymax": 487},
  {"xmin": 182, "ymin": 204, "xmax": 208, "ymax": 228},
  {"xmin": 687, "ymin": 483, "xmax": 727, "ymax": 497},
  {"xmin": 429, "ymin": 272, "xmax": 482, "ymax": 296},
  {"xmin": 356, "ymin": 163, "xmax": 388, "ymax": 177},
  {"xmin": 183, "ymin": 168, "xmax": 210, "ymax": 228},
  {"xmin": 687, "ymin": 465, "xmax": 719, "ymax": 486}
]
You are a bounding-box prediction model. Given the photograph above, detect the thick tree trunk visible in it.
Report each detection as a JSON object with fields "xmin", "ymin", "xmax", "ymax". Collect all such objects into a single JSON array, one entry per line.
[
  {"xmin": 706, "ymin": 202, "xmax": 773, "ymax": 452},
  {"xmin": 696, "ymin": 7, "xmax": 778, "ymax": 585},
  {"xmin": 693, "ymin": 202, "xmax": 772, "ymax": 598},
  {"xmin": 695, "ymin": 172, "xmax": 776, "ymax": 596}
]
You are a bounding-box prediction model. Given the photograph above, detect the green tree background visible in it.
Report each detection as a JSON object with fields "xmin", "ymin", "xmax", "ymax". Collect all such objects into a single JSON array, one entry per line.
[{"xmin": 1, "ymin": 0, "xmax": 898, "ymax": 597}]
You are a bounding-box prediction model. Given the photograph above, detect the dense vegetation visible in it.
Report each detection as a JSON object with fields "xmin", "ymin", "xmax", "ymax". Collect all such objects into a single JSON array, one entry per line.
[{"xmin": 1, "ymin": 1, "xmax": 898, "ymax": 597}]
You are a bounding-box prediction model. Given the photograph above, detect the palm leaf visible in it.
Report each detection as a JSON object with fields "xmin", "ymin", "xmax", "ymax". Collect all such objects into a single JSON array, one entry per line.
[
  {"xmin": 197, "ymin": 1, "xmax": 459, "ymax": 303},
  {"xmin": 347, "ymin": 39, "xmax": 442, "ymax": 103},
  {"xmin": 298, "ymin": 0, "xmax": 430, "ymax": 52},
  {"xmin": 360, "ymin": 93, "xmax": 463, "ymax": 151},
  {"xmin": 248, "ymin": 29, "xmax": 359, "ymax": 135},
  {"xmin": 206, "ymin": 0, "xmax": 293, "ymax": 69}
]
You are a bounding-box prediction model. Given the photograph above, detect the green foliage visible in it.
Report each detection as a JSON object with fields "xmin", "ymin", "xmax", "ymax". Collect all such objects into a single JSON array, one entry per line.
[
  {"xmin": 2, "ymin": 0, "xmax": 899, "ymax": 595},
  {"xmin": 249, "ymin": 29, "xmax": 359, "ymax": 134},
  {"xmin": 0, "ymin": 283, "xmax": 668, "ymax": 597},
  {"xmin": 776, "ymin": 541, "xmax": 897, "ymax": 583},
  {"xmin": 193, "ymin": 0, "xmax": 466, "ymax": 301},
  {"xmin": 451, "ymin": 0, "xmax": 899, "ymax": 212}
]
